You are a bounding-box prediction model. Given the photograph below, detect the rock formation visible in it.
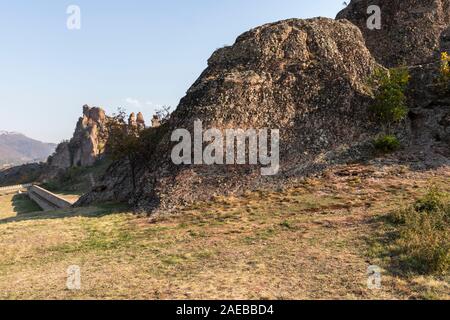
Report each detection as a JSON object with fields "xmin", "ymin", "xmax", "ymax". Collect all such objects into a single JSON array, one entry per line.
[
  {"xmin": 49, "ymin": 106, "xmax": 147, "ymax": 170},
  {"xmin": 48, "ymin": 142, "xmax": 71, "ymax": 169},
  {"xmin": 128, "ymin": 112, "xmax": 137, "ymax": 128},
  {"xmin": 151, "ymin": 115, "xmax": 161, "ymax": 128},
  {"xmin": 48, "ymin": 105, "xmax": 110, "ymax": 169},
  {"xmin": 129, "ymin": 112, "xmax": 146, "ymax": 131},
  {"xmin": 137, "ymin": 112, "xmax": 146, "ymax": 131},
  {"xmin": 337, "ymin": 0, "xmax": 450, "ymax": 67},
  {"xmin": 77, "ymin": 18, "xmax": 384, "ymax": 210}
]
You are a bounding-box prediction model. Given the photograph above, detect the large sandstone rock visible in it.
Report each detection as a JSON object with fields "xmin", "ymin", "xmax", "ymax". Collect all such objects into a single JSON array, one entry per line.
[
  {"xmin": 48, "ymin": 105, "xmax": 110, "ymax": 169},
  {"xmin": 77, "ymin": 18, "xmax": 383, "ymax": 211},
  {"xmin": 337, "ymin": 0, "xmax": 450, "ymax": 67}
]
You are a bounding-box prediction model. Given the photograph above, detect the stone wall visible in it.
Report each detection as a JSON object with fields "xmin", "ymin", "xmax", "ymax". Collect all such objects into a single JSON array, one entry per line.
[{"xmin": 28, "ymin": 185, "xmax": 73, "ymax": 211}]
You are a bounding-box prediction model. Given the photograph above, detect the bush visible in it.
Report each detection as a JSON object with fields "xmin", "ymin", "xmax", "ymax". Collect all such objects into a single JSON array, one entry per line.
[
  {"xmin": 370, "ymin": 67, "xmax": 410, "ymax": 127},
  {"xmin": 388, "ymin": 188, "xmax": 449, "ymax": 275},
  {"xmin": 373, "ymin": 134, "xmax": 401, "ymax": 153},
  {"xmin": 414, "ymin": 188, "xmax": 447, "ymax": 213}
]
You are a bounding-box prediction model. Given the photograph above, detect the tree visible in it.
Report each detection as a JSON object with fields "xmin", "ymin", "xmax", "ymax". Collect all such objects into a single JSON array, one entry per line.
[
  {"xmin": 105, "ymin": 108, "xmax": 141, "ymax": 193},
  {"xmin": 155, "ymin": 105, "xmax": 172, "ymax": 125}
]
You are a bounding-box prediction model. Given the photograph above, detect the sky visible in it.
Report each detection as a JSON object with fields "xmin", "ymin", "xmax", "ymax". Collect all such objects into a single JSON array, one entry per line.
[{"xmin": 0, "ymin": 0, "xmax": 345, "ymax": 143}]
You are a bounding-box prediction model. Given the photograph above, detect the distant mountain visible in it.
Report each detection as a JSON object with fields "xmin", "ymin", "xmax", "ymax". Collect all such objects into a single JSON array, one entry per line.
[{"xmin": 0, "ymin": 131, "xmax": 56, "ymax": 166}]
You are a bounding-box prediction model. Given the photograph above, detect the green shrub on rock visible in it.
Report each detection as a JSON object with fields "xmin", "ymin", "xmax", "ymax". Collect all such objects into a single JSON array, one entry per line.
[
  {"xmin": 369, "ymin": 67, "xmax": 410, "ymax": 153},
  {"xmin": 370, "ymin": 67, "xmax": 410, "ymax": 128},
  {"xmin": 373, "ymin": 134, "xmax": 401, "ymax": 153}
]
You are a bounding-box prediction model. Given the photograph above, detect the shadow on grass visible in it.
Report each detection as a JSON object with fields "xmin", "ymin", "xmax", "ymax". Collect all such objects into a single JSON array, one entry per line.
[
  {"xmin": 12, "ymin": 193, "xmax": 42, "ymax": 215},
  {"xmin": 365, "ymin": 215, "xmax": 401, "ymax": 263},
  {"xmin": 0, "ymin": 202, "xmax": 131, "ymax": 224}
]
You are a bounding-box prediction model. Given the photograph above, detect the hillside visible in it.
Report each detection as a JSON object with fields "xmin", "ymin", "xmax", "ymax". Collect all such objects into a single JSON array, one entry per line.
[{"xmin": 0, "ymin": 131, "xmax": 56, "ymax": 166}]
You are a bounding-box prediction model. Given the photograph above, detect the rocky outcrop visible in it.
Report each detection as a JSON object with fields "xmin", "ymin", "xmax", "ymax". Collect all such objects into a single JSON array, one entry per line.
[
  {"xmin": 337, "ymin": 1, "xmax": 450, "ymax": 162},
  {"xmin": 405, "ymin": 62, "xmax": 450, "ymax": 164},
  {"xmin": 48, "ymin": 105, "xmax": 110, "ymax": 169},
  {"xmin": 77, "ymin": 18, "xmax": 384, "ymax": 211},
  {"xmin": 128, "ymin": 112, "xmax": 146, "ymax": 131},
  {"xmin": 48, "ymin": 142, "xmax": 72, "ymax": 169},
  {"xmin": 151, "ymin": 115, "xmax": 161, "ymax": 128},
  {"xmin": 337, "ymin": 0, "xmax": 450, "ymax": 67},
  {"xmin": 78, "ymin": 5, "xmax": 450, "ymax": 213},
  {"xmin": 136, "ymin": 112, "xmax": 146, "ymax": 130},
  {"xmin": 49, "ymin": 106, "xmax": 148, "ymax": 170}
]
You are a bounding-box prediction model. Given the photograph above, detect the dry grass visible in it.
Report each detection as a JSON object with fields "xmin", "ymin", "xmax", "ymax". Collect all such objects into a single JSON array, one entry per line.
[
  {"xmin": 383, "ymin": 188, "xmax": 449, "ymax": 275},
  {"xmin": 0, "ymin": 164, "xmax": 449, "ymax": 300}
]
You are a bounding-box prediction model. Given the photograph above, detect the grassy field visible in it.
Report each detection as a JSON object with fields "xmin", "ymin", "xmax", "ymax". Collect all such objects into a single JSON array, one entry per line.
[
  {"xmin": 0, "ymin": 164, "xmax": 448, "ymax": 300},
  {"xmin": 0, "ymin": 193, "xmax": 41, "ymax": 219}
]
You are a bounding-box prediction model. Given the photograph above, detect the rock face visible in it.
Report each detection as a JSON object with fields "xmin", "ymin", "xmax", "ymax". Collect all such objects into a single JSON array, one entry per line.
[
  {"xmin": 337, "ymin": 0, "xmax": 450, "ymax": 67},
  {"xmin": 337, "ymin": 1, "xmax": 450, "ymax": 161},
  {"xmin": 48, "ymin": 142, "xmax": 72, "ymax": 169},
  {"xmin": 48, "ymin": 105, "xmax": 110, "ymax": 169},
  {"xmin": 77, "ymin": 18, "xmax": 383, "ymax": 211}
]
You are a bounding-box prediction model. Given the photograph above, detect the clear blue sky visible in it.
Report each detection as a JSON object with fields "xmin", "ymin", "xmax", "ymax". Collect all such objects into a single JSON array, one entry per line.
[{"xmin": 0, "ymin": 0, "xmax": 345, "ymax": 143}]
